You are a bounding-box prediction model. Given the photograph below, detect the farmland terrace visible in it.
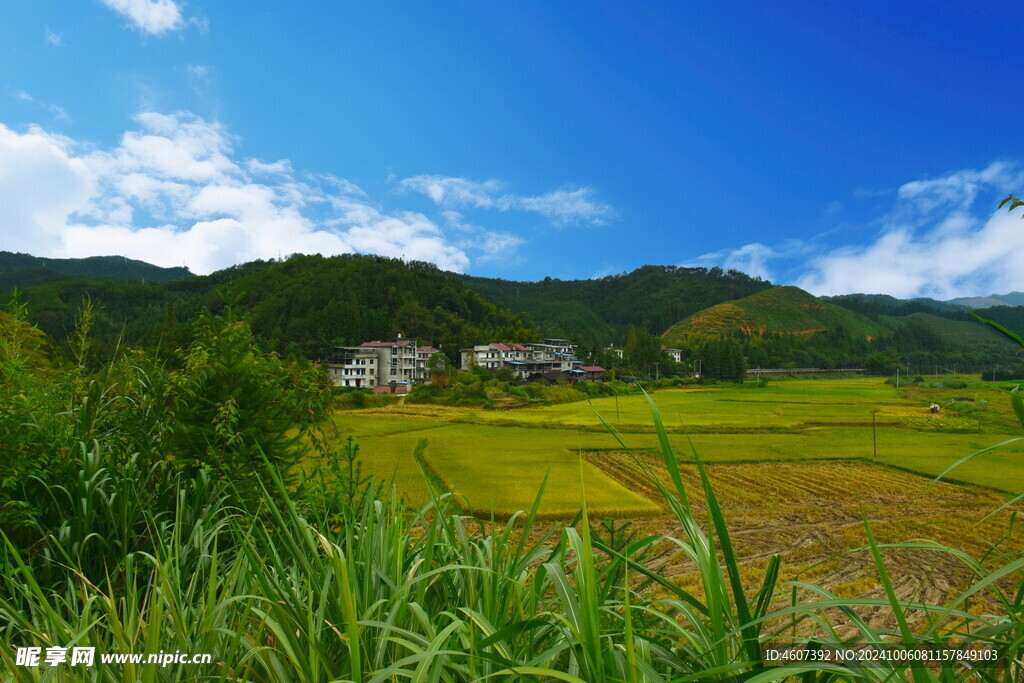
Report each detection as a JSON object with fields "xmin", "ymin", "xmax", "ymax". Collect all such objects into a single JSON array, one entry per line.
[{"xmin": 320, "ymin": 377, "xmax": 1024, "ymax": 614}]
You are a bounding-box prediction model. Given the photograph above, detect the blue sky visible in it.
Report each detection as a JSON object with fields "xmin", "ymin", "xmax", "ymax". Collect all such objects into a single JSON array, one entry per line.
[{"xmin": 2, "ymin": 1, "xmax": 1023, "ymax": 298}]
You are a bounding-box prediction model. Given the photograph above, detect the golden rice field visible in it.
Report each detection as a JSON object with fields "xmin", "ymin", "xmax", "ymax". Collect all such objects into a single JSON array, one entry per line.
[
  {"xmin": 324, "ymin": 377, "xmax": 1024, "ymax": 518},
  {"xmin": 322, "ymin": 376, "xmax": 1024, "ymax": 609}
]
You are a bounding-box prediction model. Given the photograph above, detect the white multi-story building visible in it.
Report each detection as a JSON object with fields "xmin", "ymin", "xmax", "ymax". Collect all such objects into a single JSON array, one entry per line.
[
  {"xmin": 461, "ymin": 342, "xmax": 533, "ymax": 370},
  {"xmin": 323, "ymin": 347, "xmax": 380, "ymax": 388},
  {"xmin": 324, "ymin": 337, "xmax": 442, "ymax": 388},
  {"xmin": 460, "ymin": 338, "xmax": 580, "ymax": 378}
]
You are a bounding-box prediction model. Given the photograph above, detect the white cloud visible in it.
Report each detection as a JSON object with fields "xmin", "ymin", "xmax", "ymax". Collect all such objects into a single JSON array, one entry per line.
[
  {"xmin": 500, "ymin": 187, "xmax": 615, "ymax": 226},
  {"xmin": 0, "ymin": 123, "xmax": 95, "ymax": 255},
  {"xmin": 100, "ymin": 0, "xmax": 185, "ymax": 35},
  {"xmin": 684, "ymin": 242, "xmax": 778, "ymax": 281},
  {"xmin": 245, "ymin": 158, "xmax": 293, "ymax": 176},
  {"xmin": 683, "ymin": 162, "xmax": 1024, "ymax": 299},
  {"xmin": 44, "ymin": 28, "xmax": 63, "ymax": 47},
  {"xmin": 401, "ymin": 174, "xmax": 615, "ymax": 226},
  {"xmin": 0, "ymin": 111, "xmax": 498, "ymax": 274},
  {"xmin": 400, "ymin": 176, "xmax": 502, "ymax": 208},
  {"xmin": 342, "ymin": 211, "xmax": 470, "ymax": 272},
  {"xmin": 797, "ymin": 162, "xmax": 1024, "ymax": 299},
  {"xmin": 443, "ymin": 211, "xmax": 523, "ymax": 263},
  {"xmin": 186, "ymin": 64, "xmax": 212, "ymax": 96},
  {"xmin": 11, "ymin": 90, "xmax": 70, "ymax": 122},
  {"xmin": 101, "ymin": 112, "xmax": 238, "ymax": 183},
  {"xmin": 721, "ymin": 243, "xmax": 775, "ymax": 281}
]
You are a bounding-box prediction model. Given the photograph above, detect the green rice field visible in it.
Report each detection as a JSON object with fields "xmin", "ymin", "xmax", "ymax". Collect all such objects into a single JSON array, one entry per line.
[{"xmin": 326, "ymin": 377, "xmax": 1024, "ymax": 517}]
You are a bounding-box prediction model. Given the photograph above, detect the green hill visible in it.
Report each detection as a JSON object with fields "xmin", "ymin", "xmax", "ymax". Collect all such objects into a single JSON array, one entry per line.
[
  {"xmin": 460, "ymin": 265, "xmax": 772, "ymax": 343},
  {"xmin": 662, "ymin": 286, "xmax": 884, "ymax": 346},
  {"xmin": 14, "ymin": 253, "xmax": 539, "ymax": 359},
  {"xmin": 0, "ymin": 251, "xmax": 194, "ymax": 293},
  {"xmin": 879, "ymin": 311, "xmax": 1017, "ymax": 353}
]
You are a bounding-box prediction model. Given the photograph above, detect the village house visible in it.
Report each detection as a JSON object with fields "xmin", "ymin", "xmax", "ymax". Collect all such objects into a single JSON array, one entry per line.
[
  {"xmin": 322, "ymin": 346, "xmax": 379, "ymax": 388},
  {"xmin": 664, "ymin": 348, "xmax": 684, "ymax": 363},
  {"xmin": 323, "ymin": 336, "xmax": 442, "ymax": 389},
  {"xmin": 461, "ymin": 338, "xmax": 581, "ymax": 379},
  {"xmin": 605, "ymin": 345, "xmax": 624, "ymax": 359}
]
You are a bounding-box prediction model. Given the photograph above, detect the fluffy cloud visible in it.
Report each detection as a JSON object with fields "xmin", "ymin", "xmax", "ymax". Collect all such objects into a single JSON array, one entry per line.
[
  {"xmin": 401, "ymin": 174, "xmax": 615, "ymax": 226},
  {"xmin": 100, "ymin": 0, "xmax": 185, "ymax": 35},
  {"xmin": 0, "ymin": 124, "xmax": 94, "ymax": 254},
  {"xmin": 0, "ymin": 112, "xmax": 508, "ymax": 274},
  {"xmin": 684, "ymin": 162, "xmax": 1024, "ymax": 299},
  {"xmin": 683, "ymin": 242, "xmax": 782, "ymax": 281},
  {"xmin": 342, "ymin": 210, "xmax": 470, "ymax": 272},
  {"xmin": 798, "ymin": 162, "xmax": 1024, "ymax": 298},
  {"xmin": 442, "ymin": 211, "xmax": 523, "ymax": 263}
]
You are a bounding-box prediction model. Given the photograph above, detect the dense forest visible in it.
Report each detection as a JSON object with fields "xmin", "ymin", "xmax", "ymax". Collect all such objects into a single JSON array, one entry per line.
[
  {"xmin": 4, "ymin": 254, "xmax": 539, "ymax": 361},
  {"xmin": 3, "ymin": 250, "xmax": 1024, "ymax": 382},
  {"xmin": 0, "ymin": 251, "xmax": 194, "ymax": 291},
  {"xmin": 460, "ymin": 265, "xmax": 773, "ymax": 343}
]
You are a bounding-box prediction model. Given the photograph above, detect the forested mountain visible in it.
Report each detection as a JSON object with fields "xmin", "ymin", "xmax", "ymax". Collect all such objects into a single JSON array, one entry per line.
[
  {"xmin": 7, "ymin": 251, "xmax": 1024, "ymax": 375},
  {"xmin": 0, "ymin": 251, "xmax": 194, "ymax": 291},
  {"xmin": 825, "ymin": 293, "xmax": 1024, "ymax": 346},
  {"xmin": 877, "ymin": 312, "xmax": 1016, "ymax": 356},
  {"xmin": 947, "ymin": 292, "xmax": 1024, "ymax": 308},
  {"xmin": 459, "ymin": 265, "xmax": 772, "ymax": 343},
  {"xmin": 11, "ymin": 254, "xmax": 538, "ymax": 359},
  {"xmin": 825, "ymin": 293, "xmax": 966, "ymax": 315},
  {"xmin": 657, "ymin": 285, "xmax": 1021, "ymax": 376}
]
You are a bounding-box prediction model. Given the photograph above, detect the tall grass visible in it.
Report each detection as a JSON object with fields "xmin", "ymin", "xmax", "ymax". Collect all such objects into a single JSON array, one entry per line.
[
  {"xmin": 2, "ymin": 397, "xmax": 1021, "ymax": 680},
  {"xmin": 1, "ymin": 309, "xmax": 1021, "ymax": 681}
]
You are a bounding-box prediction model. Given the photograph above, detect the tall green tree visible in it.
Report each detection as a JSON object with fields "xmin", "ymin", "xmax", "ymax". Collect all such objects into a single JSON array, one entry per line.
[{"xmin": 165, "ymin": 310, "xmax": 332, "ymax": 501}]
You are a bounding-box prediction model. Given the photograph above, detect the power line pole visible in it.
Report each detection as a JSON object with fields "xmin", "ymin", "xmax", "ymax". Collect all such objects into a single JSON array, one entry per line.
[{"xmin": 872, "ymin": 412, "xmax": 877, "ymax": 458}]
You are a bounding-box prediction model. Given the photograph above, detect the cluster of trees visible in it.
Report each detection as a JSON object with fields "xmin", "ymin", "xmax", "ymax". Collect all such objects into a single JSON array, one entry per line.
[
  {"xmin": 9, "ymin": 254, "xmax": 542, "ymax": 363},
  {"xmin": 461, "ymin": 264, "xmax": 771, "ymax": 345},
  {"xmin": 0, "ymin": 299, "xmax": 334, "ymax": 578},
  {"xmin": 668, "ymin": 314, "xmax": 1014, "ymax": 380}
]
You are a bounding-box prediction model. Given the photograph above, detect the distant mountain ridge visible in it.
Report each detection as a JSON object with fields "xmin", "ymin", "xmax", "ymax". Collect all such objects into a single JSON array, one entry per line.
[
  {"xmin": 830, "ymin": 290, "xmax": 1024, "ymax": 311},
  {"xmin": 0, "ymin": 251, "xmax": 194, "ymax": 292},
  {"xmin": 825, "ymin": 293, "xmax": 966, "ymax": 313},
  {"xmin": 4, "ymin": 250, "xmax": 1024, "ymax": 370},
  {"xmin": 947, "ymin": 292, "xmax": 1024, "ymax": 309}
]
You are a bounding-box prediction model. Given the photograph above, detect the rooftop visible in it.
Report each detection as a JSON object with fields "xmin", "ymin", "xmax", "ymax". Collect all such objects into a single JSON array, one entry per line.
[{"xmin": 361, "ymin": 340, "xmax": 412, "ymax": 348}]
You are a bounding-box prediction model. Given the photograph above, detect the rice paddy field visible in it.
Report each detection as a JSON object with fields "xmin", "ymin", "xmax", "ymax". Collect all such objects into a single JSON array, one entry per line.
[
  {"xmin": 321, "ymin": 375, "xmax": 1024, "ymax": 628},
  {"xmin": 326, "ymin": 377, "xmax": 1024, "ymax": 517}
]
